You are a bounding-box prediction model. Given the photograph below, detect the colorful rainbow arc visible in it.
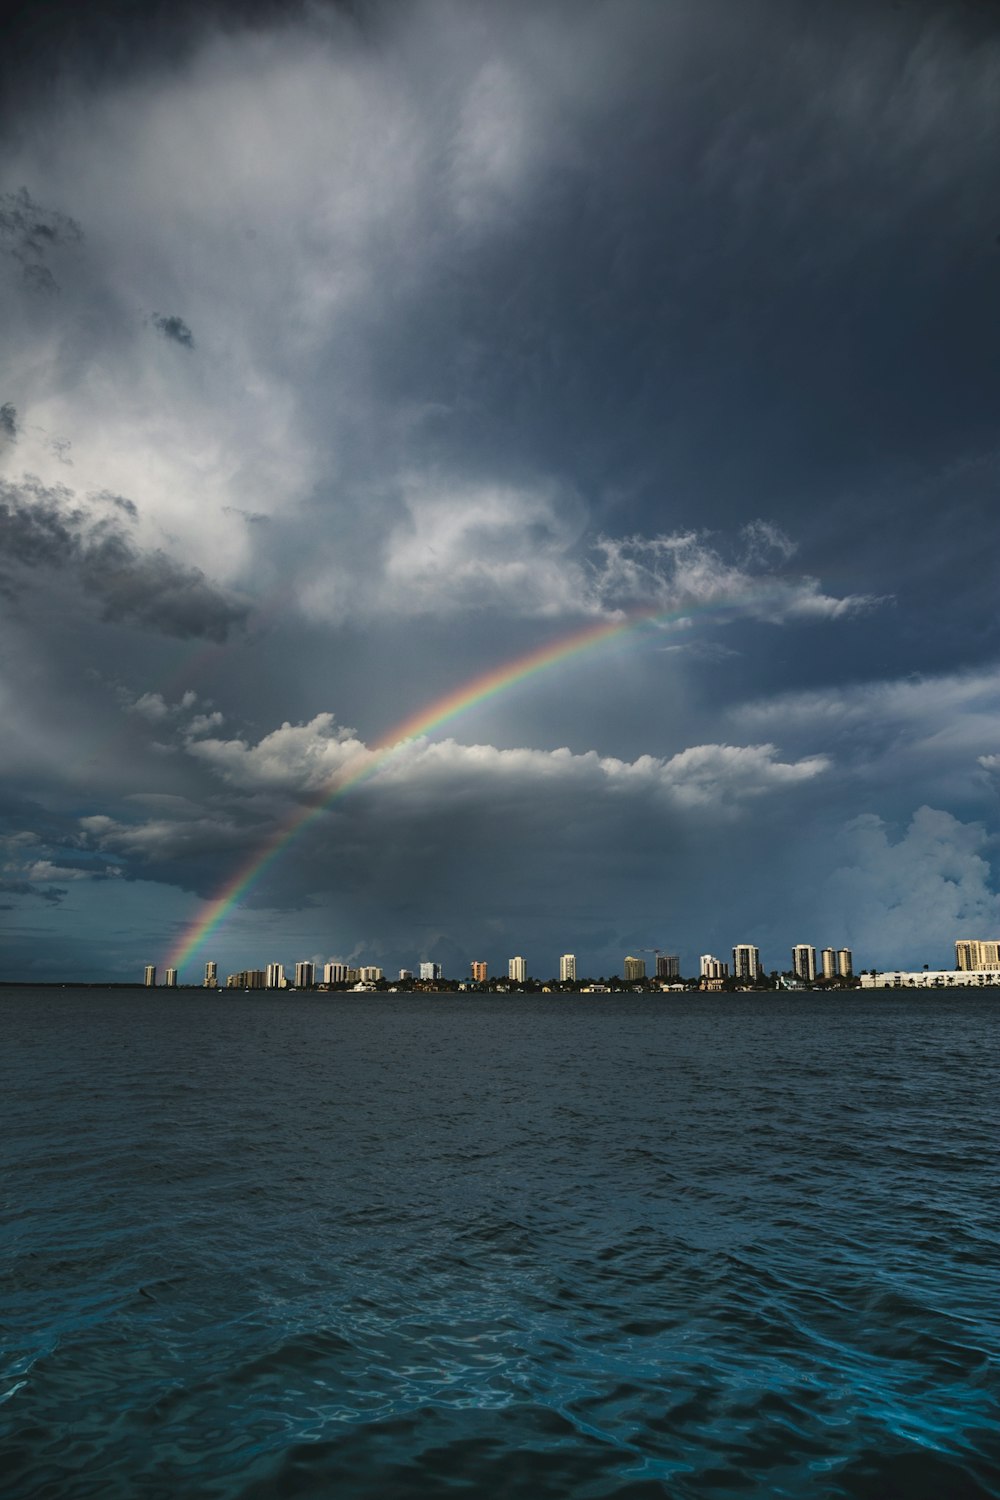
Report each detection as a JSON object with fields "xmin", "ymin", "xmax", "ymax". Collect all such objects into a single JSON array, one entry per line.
[{"xmin": 164, "ymin": 593, "xmax": 755, "ymax": 975}]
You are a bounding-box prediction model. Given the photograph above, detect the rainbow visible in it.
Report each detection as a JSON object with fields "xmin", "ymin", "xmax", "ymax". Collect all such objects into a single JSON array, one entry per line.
[{"xmin": 164, "ymin": 593, "xmax": 755, "ymax": 974}]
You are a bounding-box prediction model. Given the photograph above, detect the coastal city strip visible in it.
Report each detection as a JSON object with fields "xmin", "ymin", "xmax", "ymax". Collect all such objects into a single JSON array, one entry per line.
[{"xmin": 142, "ymin": 941, "xmax": 1000, "ymax": 991}]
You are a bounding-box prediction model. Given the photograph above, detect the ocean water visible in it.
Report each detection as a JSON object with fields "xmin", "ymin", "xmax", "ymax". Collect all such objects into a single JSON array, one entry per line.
[{"xmin": 2, "ymin": 987, "xmax": 999, "ymax": 1499}]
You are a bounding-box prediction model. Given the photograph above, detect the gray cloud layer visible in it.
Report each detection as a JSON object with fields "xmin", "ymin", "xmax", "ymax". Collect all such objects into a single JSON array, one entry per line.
[
  {"xmin": 2, "ymin": 0, "xmax": 999, "ymax": 979},
  {"xmin": 0, "ymin": 477, "xmax": 248, "ymax": 639}
]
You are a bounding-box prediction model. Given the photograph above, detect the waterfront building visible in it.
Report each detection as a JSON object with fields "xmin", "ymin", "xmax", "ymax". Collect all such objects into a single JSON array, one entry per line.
[
  {"xmin": 700, "ymin": 954, "xmax": 729, "ymax": 980},
  {"xmin": 624, "ymin": 956, "xmax": 646, "ymax": 981},
  {"xmin": 420, "ymin": 961, "xmax": 443, "ymax": 982},
  {"xmin": 398, "ymin": 969, "xmax": 413, "ymax": 981},
  {"xmin": 655, "ymin": 954, "xmax": 680, "ymax": 979},
  {"xmin": 294, "ymin": 961, "xmax": 315, "ymax": 988},
  {"xmin": 164, "ymin": 968, "xmax": 177, "ymax": 987},
  {"xmin": 861, "ymin": 969, "xmax": 1000, "ymax": 988},
  {"xmin": 204, "ymin": 961, "xmax": 218, "ymax": 988},
  {"xmin": 821, "ymin": 948, "xmax": 837, "ymax": 980},
  {"xmin": 471, "ymin": 961, "xmax": 488, "ymax": 983},
  {"xmin": 837, "ymin": 948, "xmax": 853, "ymax": 979},
  {"xmin": 228, "ymin": 969, "xmax": 265, "ymax": 989},
  {"xmin": 559, "ymin": 954, "xmax": 576, "ymax": 982},
  {"xmin": 323, "ymin": 962, "xmax": 347, "ymax": 985},
  {"xmin": 508, "ymin": 956, "xmax": 527, "ymax": 984},
  {"xmin": 267, "ymin": 963, "xmax": 288, "ymax": 988},
  {"xmin": 732, "ymin": 945, "xmax": 763, "ymax": 982},
  {"xmin": 144, "ymin": 965, "xmax": 156, "ymax": 987},
  {"xmin": 955, "ymin": 939, "xmax": 1000, "ymax": 971},
  {"xmin": 792, "ymin": 944, "xmax": 817, "ymax": 983},
  {"xmin": 359, "ymin": 966, "xmax": 383, "ymax": 983}
]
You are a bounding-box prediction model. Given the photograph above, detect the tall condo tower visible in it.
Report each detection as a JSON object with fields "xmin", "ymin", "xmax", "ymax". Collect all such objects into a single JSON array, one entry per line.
[
  {"xmin": 164, "ymin": 968, "xmax": 178, "ymax": 987},
  {"xmin": 955, "ymin": 940, "xmax": 1000, "ymax": 971},
  {"xmin": 204, "ymin": 961, "xmax": 218, "ymax": 988},
  {"xmin": 559, "ymin": 954, "xmax": 576, "ymax": 982},
  {"xmin": 144, "ymin": 965, "xmax": 156, "ymax": 987},
  {"xmin": 791, "ymin": 944, "xmax": 817, "ymax": 982},
  {"xmin": 508, "ymin": 956, "xmax": 527, "ymax": 984},
  {"xmin": 732, "ymin": 945, "xmax": 762, "ymax": 982}
]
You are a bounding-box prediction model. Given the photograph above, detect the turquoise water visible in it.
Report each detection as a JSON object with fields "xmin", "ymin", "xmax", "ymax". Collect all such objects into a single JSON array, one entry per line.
[{"xmin": 2, "ymin": 988, "xmax": 999, "ymax": 1497}]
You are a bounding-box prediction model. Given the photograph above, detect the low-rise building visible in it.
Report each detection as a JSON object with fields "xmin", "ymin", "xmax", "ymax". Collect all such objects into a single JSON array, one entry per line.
[{"xmin": 861, "ymin": 969, "xmax": 1000, "ymax": 988}]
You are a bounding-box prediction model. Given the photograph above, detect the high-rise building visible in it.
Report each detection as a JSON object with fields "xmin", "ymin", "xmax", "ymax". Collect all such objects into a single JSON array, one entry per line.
[
  {"xmin": 266, "ymin": 962, "xmax": 288, "ymax": 988},
  {"xmin": 228, "ymin": 969, "xmax": 265, "ymax": 989},
  {"xmin": 700, "ymin": 954, "xmax": 729, "ymax": 979},
  {"xmin": 792, "ymin": 944, "xmax": 817, "ymax": 982},
  {"xmin": 471, "ymin": 961, "xmax": 488, "ymax": 983},
  {"xmin": 204, "ymin": 961, "xmax": 218, "ymax": 988},
  {"xmin": 955, "ymin": 940, "xmax": 1000, "ymax": 971},
  {"xmin": 508, "ymin": 956, "xmax": 527, "ymax": 984},
  {"xmin": 294, "ymin": 961, "xmax": 315, "ymax": 988},
  {"xmin": 164, "ymin": 968, "xmax": 178, "ymax": 987},
  {"xmin": 732, "ymin": 944, "xmax": 762, "ymax": 982},
  {"xmin": 420, "ymin": 961, "xmax": 443, "ymax": 982},
  {"xmin": 398, "ymin": 969, "xmax": 413, "ymax": 981},
  {"xmin": 624, "ymin": 955, "xmax": 646, "ymax": 981},
  {"xmin": 323, "ymin": 962, "xmax": 346, "ymax": 985},
  {"xmin": 144, "ymin": 965, "xmax": 156, "ymax": 987},
  {"xmin": 559, "ymin": 954, "xmax": 576, "ymax": 982},
  {"xmin": 820, "ymin": 948, "xmax": 837, "ymax": 980},
  {"xmin": 359, "ymin": 966, "xmax": 383, "ymax": 983},
  {"xmin": 837, "ymin": 948, "xmax": 853, "ymax": 979},
  {"xmin": 656, "ymin": 954, "xmax": 680, "ymax": 979}
]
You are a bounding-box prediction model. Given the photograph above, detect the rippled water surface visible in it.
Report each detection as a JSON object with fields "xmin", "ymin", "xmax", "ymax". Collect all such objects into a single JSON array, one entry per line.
[{"xmin": 3, "ymin": 987, "xmax": 1000, "ymax": 1498}]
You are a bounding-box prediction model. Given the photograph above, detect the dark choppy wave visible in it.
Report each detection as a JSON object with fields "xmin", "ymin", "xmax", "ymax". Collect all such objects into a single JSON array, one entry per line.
[{"xmin": 2, "ymin": 989, "xmax": 999, "ymax": 1497}]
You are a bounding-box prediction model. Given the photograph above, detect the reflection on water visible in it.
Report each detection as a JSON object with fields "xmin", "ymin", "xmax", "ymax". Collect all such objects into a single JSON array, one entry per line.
[{"xmin": 3, "ymin": 989, "xmax": 999, "ymax": 1498}]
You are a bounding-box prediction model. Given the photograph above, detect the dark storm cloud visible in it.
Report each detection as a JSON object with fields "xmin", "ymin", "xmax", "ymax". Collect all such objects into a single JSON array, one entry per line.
[
  {"xmin": 0, "ymin": 477, "xmax": 248, "ymax": 640},
  {"xmin": 0, "ymin": 403, "xmax": 16, "ymax": 441},
  {"xmin": 0, "ymin": 878, "xmax": 66, "ymax": 905},
  {"xmin": 3, "ymin": 0, "xmax": 1000, "ymax": 981},
  {"xmin": 0, "ymin": 187, "xmax": 82, "ymax": 291},
  {"xmin": 153, "ymin": 313, "xmax": 194, "ymax": 349},
  {"xmin": 223, "ymin": 506, "xmax": 270, "ymax": 525}
]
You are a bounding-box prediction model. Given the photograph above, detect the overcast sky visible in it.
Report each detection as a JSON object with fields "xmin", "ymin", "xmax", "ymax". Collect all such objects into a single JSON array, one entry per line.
[{"xmin": 3, "ymin": 0, "xmax": 1000, "ymax": 982}]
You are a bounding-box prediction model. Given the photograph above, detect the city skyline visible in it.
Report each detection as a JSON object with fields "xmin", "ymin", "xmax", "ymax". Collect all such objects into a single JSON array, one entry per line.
[
  {"xmin": 141, "ymin": 938, "xmax": 870, "ymax": 988},
  {"xmin": 4, "ymin": 0, "xmax": 1000, "ymax": 983}
]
